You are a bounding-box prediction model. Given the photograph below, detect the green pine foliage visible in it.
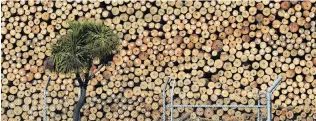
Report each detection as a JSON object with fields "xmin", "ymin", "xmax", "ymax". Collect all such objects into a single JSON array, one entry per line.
[{"xmin": 46, "ymin": 20, "xmax": 120, "ymax": 73}]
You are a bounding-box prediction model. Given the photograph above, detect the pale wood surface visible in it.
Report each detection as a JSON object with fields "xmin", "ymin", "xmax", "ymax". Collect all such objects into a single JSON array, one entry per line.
[{"xmin": 1, "ymin": 1, "xmax": 316, "ymax": 121}]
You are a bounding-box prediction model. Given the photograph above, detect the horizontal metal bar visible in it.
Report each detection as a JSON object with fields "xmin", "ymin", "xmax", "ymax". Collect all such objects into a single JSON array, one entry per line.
[{"xmin": 167, "ymin": 105, "xmax": 266, "ymax": 108}]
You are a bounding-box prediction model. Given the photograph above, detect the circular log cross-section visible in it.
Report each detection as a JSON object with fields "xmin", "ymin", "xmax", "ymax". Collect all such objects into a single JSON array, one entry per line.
[{"xmin": 1, "ymin": 1, "xmax": 316, "ymax": 121}]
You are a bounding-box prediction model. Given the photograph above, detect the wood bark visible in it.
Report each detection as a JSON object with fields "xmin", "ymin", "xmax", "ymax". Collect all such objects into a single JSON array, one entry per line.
[{"xmin": 73, "ymin": 85, "xmax": 87, "ymax": 121}]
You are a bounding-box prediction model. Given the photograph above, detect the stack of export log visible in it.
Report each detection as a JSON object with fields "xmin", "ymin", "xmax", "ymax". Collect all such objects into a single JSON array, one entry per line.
[{"xmin": 1, "ymin": 0, "xmax": 316, "ymax": 121}]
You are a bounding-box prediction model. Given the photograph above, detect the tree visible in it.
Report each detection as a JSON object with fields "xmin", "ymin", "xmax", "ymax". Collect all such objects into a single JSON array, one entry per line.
[{"xmin": 44, "ymin": 20, "xmax": 120, "ymax": 121}]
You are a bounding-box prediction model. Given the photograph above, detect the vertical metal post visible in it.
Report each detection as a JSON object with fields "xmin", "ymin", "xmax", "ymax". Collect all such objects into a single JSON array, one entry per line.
[
  {"xmin": 163, "ymin": 85, "xmax": 166, "ymax": 121},
  {"xmin": 43, "ymin": 76, "xmax": 51, "ymax": 121},
  {"xmin": 266, "ymin": 93, "xmax": 271, "ymax": 121},
  {"xmin": 170, "ymin": 79, "xmax": 176, "ymax": 121},
  {"xmin": 257, "ymin": 99, "xmax": 260, "ymax": 121},
  {"xmin": 162, "ymin": 77, "xmax": 170, "ymax": 121}
]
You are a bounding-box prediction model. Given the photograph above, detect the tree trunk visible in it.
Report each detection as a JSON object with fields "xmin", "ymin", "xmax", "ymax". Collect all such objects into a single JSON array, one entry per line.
[{"xmin": 73, "ymin": 85, "xmax": 87, "ymax": 121}]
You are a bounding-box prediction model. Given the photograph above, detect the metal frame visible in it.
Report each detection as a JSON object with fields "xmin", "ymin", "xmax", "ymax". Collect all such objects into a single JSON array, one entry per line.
[
  {"xmin": 266, "ymin": 76, "xmax": 283, "ymax": 121},
  {"xmin": 43, "ymin": 76, "xmax": 51, "ymax": 121},
  {"xmin": 162, "ymin": 76, "xmax": 282, "ymax": 121}
]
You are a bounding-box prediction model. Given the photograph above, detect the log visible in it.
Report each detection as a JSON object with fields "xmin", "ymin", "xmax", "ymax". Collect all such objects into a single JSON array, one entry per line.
[{"xmin": 2, "ymin": 1, "xmax": 316, "ymax": 121}]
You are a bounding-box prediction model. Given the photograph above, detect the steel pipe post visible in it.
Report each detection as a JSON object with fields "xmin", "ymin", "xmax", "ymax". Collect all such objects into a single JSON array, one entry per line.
[
  {"xmin": 170, "ymin": 79, "xmax": 176, "ymax": 121},
  {"xmin": 43, "ymin": 76, "xmax": 51, "ymax": 121}
]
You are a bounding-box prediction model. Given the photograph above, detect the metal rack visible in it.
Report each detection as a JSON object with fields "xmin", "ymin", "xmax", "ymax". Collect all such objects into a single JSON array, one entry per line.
[{"xmin": 162, "ymin": 76, "xmax": 282, "ymax": 121}]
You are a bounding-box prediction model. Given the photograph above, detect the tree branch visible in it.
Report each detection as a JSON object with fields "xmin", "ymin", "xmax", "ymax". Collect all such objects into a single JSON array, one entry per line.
[
  {"xmin": 84, "ymin": 59, "xmax": 106, "ymax": 85},
  {"xmin": 76, "ymin": 73, "xmax": 84, "ymax": 86},
  {"xmin": 89, "ymin": 64, "xmax": 104, "ymax": 78},
  {"xmin": 84, "ymin": 58, "xmax": 93, "ymax": 84}
]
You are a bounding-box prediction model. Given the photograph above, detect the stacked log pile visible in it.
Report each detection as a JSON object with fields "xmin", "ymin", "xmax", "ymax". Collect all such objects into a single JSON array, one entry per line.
[{"xmin": 1, "ymin": 0, "xmax": 316, "ymax": 121}]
